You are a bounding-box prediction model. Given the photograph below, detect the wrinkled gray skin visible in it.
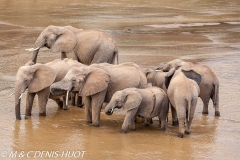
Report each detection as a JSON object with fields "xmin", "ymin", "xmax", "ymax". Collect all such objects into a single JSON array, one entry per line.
[
  {"xmin": 165, "ymin": 68, "xmax": 201, "ymax": 138},
  {"xmin": 50, "ymin": 62, "xmax": 148, "ymax": 127},
  {"xmin": 31, "ymin": 25, "xmax": 118, "ymax": 64},
  {"xmin": 159, "ymin": 59, "xmax": 220, "ymax": 117},
  {"xmin": 15, "ymin": 58, "xmax": 84, "ymax": 120},
  {"xmin": 145, "ymin": 68, "xmax": 168, "ymax": 93},
  {"xmin": 105, "ymin": 87, "xmax": 169, "ymax": 133}
]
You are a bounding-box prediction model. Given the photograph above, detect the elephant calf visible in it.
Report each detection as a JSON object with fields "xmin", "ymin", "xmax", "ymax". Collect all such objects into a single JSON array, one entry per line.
[
  {"xmin": 105, "ymin": 87, "xmax": 169, "ymax": 133},
  {"xmin": 165, "ymin": 68, "xmax": 201, "ymax": 138}
]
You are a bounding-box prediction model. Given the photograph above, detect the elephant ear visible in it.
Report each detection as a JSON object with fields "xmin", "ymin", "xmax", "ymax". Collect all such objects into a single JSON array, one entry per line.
[
  {"xmin": 123, "ymin": 90, "xmax": 142, "ymax": 111},
  {"xmin": 182, "ymin": 69, "xmax": 202, "ymax": 85},
  {"xmin": 79, "ymin": 68, "xmax": 110, "ymax": 96},
  {"xmin": 28, "ymin": 64, "xmax": 56, "ymax": 93},
  {"xmin": 165, "ymin": 68, "xmax": 176, "ymax": 89},
  {"xmin": 50, "ymin": 27, "xmax": 77, "ymax": 53}
]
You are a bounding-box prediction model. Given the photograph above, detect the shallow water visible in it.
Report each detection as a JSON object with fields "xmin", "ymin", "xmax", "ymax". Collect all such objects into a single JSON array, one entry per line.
[{"xmin": 0, "ymin": 0, "xmax": 240, "ymax": 159}]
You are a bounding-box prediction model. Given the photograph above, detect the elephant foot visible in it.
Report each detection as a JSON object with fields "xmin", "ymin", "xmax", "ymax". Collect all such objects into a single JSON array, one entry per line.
[
  {"xmin": 184, "ymin": 130, "xmax": 191, "ymax": 134},
  {"xmin": 63, "ymin": 107, "xmax": 68, "ymax": 110},
  {"xmin": 77, "ymin": 103, "xmax": 84, "ymax": 108},
  {"xmin": 177, "ymin": 133, "xmax": 184, "ymax": 138},
  {"xmin": 172, "ymin": 120, "xmax": 179, "ymax": 126},
  {"xmin": 215, "ymin": 111, "xmax": 220, "ymax": 117},
  {"xmin": 202, "ymin": 111, "xmax": 209, "ymax": 115},
  {"xmin": 86, "ymin": 120, "xmax": 92, "ymax": 123},
  {"xmin": 141, "ymin": 122, "xmax": 150, "ymax": 127},
  {"xmin": 121, "ymin": 130, "xmax": 127, "ymax": 134},
  {"xmin": 91, "ymin": 123, "xmax": 100, "ymax": 127},
  {"xmin": 39, "ymin": 112, "xmax": 46, "ymax": 116},
  {"xmin": 16, "ymin": 116, "xmax": 21, "ymax": 120},
  {"xmin": 25, "ymin": 112, "xmax": 31, "ymax": 116},
  {"xmin": 159, "ymin": 126, "xmax": 166, "ymax": 131}
]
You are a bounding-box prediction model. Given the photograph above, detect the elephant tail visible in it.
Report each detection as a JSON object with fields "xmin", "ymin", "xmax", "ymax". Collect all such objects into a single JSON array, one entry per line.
[{"xmin": 188, "ymin": 100, "xmax": 191, "ymax": 122}]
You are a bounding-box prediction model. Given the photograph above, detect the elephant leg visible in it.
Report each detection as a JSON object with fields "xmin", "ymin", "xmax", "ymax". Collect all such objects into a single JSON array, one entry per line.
[
  {"xmin": 77, "ymin": 96, "xmax": 84, "ymax": 108},
  {"xmin": 37, "ymin": 87, "xmax": 50, "ymax": 116},
  {"xmin": 213, "ymin": 101, "xmax": 220, "ymax": 117},
  {"xmin": 25, "ymin": 92, "xmax": 36, "ymax": 117},
  {"xmin": 201, "ymin": 96, "xmax": 210, "ymax": 115},
  {"xmin": 84, "ymin": 96, "xmax": 92, "ymax": 123},
  {"xmin": 122, "ymin": 108, "xmax": 138, "ymax": 133},
  {"xmin": 185, "ymin": 100, "xmax": 197, "ymax": 134},
  {"xmin": 91, "ymin": 91, "xmax": 107, "ymax": 127},
  {"xmin": 171, "ymin": 104, "xmax": 178, "ymax": 126},
  {"xmin": 176, "ymin": 106, "xmax": 186, "ymax": 138},
  {"xmin": 70, "ymin": 92, "xmax": 76, "ymax": 106},
  {"xmin": 159, "ymin": 109, "xmax": 169, "ymax": 131},
  {"xmin": 129, "ymin": 118, "xmax": 136, "ymax": 131},
  {"xmin": 211, "ymin": 85, "xmax": 220, "ymax": 116}
]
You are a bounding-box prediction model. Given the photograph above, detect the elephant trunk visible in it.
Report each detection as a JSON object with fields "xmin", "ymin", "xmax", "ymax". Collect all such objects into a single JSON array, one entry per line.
[
  {"xmin": 104, "ymin": 102, "xmax": 116, "ymax": 115},
  {"xmin": 15, "ymin": 86, "xmax": 22, "ymax": 120},
  {"xmin": 31, "ymin": 36, "xmax": 46, "ymax": 63},
  {"xmin": 50, "ymin": 79, "xmax": 72, "ymax": 96},
  {"xmin": 32, "ymin": 49, "xmax": 40, "ymax": 64}
]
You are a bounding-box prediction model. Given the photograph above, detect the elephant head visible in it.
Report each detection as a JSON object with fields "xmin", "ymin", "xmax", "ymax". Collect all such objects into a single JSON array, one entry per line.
[
  {"xmin": 162, "ymin": 59, "xmax": 191, "ymax": 72},
  {"xmin": 165, "ymin": 68, "xmax": 202, "ymax": 89},
  {"xmin": 105, "ymin": 88, "xmax": 142, "ymax": 115},
  {"xmin": 50, "ymin": 66, "xmax": 110, "ymax": 98},
  {"xmin": 29, "ymin": 25, "xmax": 78, "ymax": 63},
  {"xmin": 15, "ymin": 63, "xmax": 56, "ymax": 120}
]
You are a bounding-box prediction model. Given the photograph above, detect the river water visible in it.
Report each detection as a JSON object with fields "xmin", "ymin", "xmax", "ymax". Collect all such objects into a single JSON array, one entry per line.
[{"xmin": 0, "ymin": 0, "xmax": 240, "ymax": 159}]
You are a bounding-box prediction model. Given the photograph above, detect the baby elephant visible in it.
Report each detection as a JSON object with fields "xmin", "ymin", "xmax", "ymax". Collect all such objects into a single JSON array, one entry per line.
[
  {"xmin": 165, "ymin": 68, "xmax": 201, "ymax": 138},
  {"xmin": 105, "ymin": 87, "xmax": 169, "ymax": 133}
]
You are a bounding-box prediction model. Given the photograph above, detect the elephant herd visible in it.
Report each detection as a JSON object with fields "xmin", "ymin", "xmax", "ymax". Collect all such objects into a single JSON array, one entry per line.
[{"xmin": 15, "ymin": 25, "xmax": 219, "ymax": 138}]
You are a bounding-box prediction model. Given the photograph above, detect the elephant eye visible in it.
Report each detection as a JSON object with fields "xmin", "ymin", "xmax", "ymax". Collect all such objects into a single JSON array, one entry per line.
[
  {"xmin": 72, "ymin": 78, "xmax": 76, "ymax": 82},
  {"xmin": 24, "ymin": 78, "xmax": 28, "ymax": 83}
]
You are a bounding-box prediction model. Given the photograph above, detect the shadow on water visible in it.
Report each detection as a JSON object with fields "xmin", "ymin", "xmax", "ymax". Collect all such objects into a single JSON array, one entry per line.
[{"xmin": 0, "ymin": 0, "xmax": 240, "ymax": 159}]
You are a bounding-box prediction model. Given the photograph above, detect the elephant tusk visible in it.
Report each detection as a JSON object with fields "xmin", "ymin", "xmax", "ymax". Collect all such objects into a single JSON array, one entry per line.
[
  {"xmin": 110, "ymin": 108, "xmax": 114, "ymax": 114},
  {"xmin": 25, "ymin": 47, "xmax": 40, "ymax": 51},
  {"xmin": 19, "ymin": 93, "xmax": 23, "ymax": 99},
  {"xmin": 66, "ymin": 91, "xmax": 69, "ymax": 106},
  {"xmin": 9, "ymin": 92, "xmax": 15, "ymax": 96}
]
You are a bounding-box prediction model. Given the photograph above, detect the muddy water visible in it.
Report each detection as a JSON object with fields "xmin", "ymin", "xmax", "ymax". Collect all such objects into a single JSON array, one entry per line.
[{"xmin": 0, "ymin": 0, "xmax": 240, "ymax": 159}]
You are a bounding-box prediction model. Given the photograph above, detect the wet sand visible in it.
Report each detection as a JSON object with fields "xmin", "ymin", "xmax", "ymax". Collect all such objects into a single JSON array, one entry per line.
[{"xmin": 0, "ymin": 0, "xmax": 240, "ymax": 159}]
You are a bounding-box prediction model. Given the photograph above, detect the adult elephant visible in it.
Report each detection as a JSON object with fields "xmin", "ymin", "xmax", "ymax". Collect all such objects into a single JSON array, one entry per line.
[
  {"xmin": 27, "ymin": 25, "xmax": 118, "ymax": 64},
  {"xmin": 50, "ymin": 62, "xmax": 148, "ymax": 127},
  {"xmin": 15, "ymin": 58, "xmax": 83, "ymax": 120},
  {"xmin": 159, "ymin": 59, "xmax": 220, "ymax": 117}
]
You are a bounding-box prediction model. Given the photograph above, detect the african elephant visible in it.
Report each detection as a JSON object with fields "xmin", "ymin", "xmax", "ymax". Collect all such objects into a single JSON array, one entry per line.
[
  {"xmin": 105, "ymin": 87, "xmax": 169, "ymax": 133},
  {"xmin": 160, "ymin": 59, "xmax": 220, "ymax": 116},
  {"xmin": 15, "ymin": 58, "xmax": 84, "ymax": 120},
  {"xmin": 145, "ymin": 68, "xmax": 168, "ymax": 92},
  {"xmin": 50, "ymin": 62, "xmax": 148, "ymax": 126},
  {"xmin": 27, "ymin": 25, "xmax": 118, "ymax": 65},
  {"xmin": 165, "ymin": 68, "xmax": 201, "ymax": 138}
]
